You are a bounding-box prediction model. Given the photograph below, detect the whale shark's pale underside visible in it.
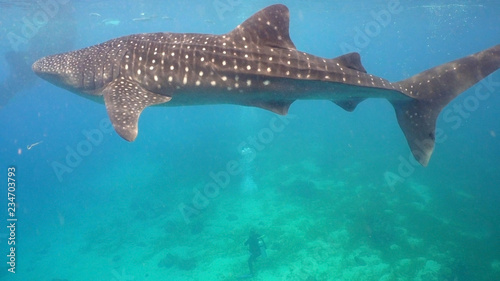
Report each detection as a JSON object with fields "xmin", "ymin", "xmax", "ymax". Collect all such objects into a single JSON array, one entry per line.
[{"xmin": 32, "ymin": 4, "xmax": 500, "ymax": 166}]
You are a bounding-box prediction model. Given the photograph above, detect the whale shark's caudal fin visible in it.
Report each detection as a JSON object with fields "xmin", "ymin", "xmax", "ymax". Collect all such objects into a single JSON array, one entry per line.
[{"xmin": 392, "ymin": 44, "xmax": 500, "ymax": 166}]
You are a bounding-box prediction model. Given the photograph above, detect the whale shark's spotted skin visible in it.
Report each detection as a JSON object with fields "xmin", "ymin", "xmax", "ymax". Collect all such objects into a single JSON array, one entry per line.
[{"xmin": 32, "ymin": 4, "xmax": 500, "ymax": 166}]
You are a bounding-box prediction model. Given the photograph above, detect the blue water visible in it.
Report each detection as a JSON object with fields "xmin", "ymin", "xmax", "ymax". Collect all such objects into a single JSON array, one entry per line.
[{"xmin": 1, "ymin": 0, "xmax": 500, "ymax": 280}]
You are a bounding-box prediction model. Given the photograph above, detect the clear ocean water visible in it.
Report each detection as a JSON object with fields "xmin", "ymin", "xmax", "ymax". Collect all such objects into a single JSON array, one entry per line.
[{"xmin": 1, "ymin": 0, "xmax": 499, "ymax": 280}]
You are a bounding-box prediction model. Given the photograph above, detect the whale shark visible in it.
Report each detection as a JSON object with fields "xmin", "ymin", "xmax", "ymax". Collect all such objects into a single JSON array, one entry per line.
[{"xmin": 32, "ymin": 4, "xmax": 500, "ymax": 166}]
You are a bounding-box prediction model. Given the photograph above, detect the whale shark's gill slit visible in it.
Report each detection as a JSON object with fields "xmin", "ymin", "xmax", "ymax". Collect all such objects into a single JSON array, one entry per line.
[
  {"xmin": 91, "ymin": 67, "xmax": 96, "ymax": 90},
  {"xmin": 117, "ymin": 50, "xmax": 130, "ymax": 79},
  {"xmin": 79, "ymin": 66, "xmax": 85, "ymax": 90}
]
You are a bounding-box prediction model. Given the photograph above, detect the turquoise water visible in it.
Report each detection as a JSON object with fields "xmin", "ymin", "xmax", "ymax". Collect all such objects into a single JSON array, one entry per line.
[{"xmin": 1, "ymin": 0, "xmax": 500, "ymax": 280}]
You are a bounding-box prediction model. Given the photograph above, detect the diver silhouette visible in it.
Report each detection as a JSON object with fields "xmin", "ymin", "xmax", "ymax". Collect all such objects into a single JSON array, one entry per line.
[{"xmin": 244, "ymin": 230, "xmax": 266, "ymax": 276}]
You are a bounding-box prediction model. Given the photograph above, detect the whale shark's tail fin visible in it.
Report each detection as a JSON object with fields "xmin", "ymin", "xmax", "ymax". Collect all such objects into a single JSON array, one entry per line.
[{"xmin": 392, "ymin": 44, "xmax": 500, "ymax": 166}]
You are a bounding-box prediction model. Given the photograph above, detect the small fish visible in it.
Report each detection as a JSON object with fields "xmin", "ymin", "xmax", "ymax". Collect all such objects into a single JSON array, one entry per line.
[
  {"xmin": 132, "ymin": 17, "xmax": 154, "ymax": 22},
  {"xmin": 27, "ymin": 141, "xmax": 43, "ymax": 150},
  {"xmin": 102, "ymin": 19, "xmax": 120, "ymax": 26},
  {"xmin": 132, "ymin": 17, "xmax": 150, "ymax": 22}
]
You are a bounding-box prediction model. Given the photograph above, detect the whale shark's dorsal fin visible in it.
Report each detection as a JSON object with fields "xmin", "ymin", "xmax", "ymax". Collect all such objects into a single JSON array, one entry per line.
[
  {"xmin": 333, "ymin": 52, "xmax": 367, "ymax": 73},
  {"xmin": 227, "ymin": 4, "xmax": 296, "ymax": 50}
]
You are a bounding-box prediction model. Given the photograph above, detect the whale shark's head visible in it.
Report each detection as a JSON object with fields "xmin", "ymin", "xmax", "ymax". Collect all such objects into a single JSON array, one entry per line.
[
  {"xmin": 33, "ymin": 52, "xmax": 86, "ymax": 93},
  {"xmin": 32, "ymin": 43, "xmax": 119, "ymax": 98}
]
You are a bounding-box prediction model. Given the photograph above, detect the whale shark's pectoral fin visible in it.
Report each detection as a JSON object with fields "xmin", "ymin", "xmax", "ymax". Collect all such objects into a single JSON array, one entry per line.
[{"xmin": 102, "ymin": 77, "xmax": 171, "ymax": 141}]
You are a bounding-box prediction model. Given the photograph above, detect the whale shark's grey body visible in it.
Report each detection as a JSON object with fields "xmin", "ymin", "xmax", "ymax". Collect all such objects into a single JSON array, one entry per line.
[{"xmin": 32, "ymin": 4, "xmax": 500, "ymax": 166}]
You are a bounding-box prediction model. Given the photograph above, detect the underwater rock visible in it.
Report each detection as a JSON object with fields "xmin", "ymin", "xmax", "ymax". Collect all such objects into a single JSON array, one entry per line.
[
  {"xmin": 389, "ymin": 244, "xmax": 400, "ymax": 251},
  {"xmin": 449, "ymin": 260, "xmax": 473, "ymax": 280},
  {"xmin": 158, "ymin": 253, "xmax": 177, "ymax": 269},
  {"xmin": 406, "ymin": 236, "xmax": 423, "ymax": 248},
  {"xmin": 283, "ymin": 179, "xmax": 322, "ymax": 199},
  {"xmin": 226, "ymin": 213, "xmax": 239, "ymax": 221},
  {"xmin": 354, "ymin": 256, "xmax": 367, "ymax": 266},
  {"xmin": 177, "ymin": 257, "xmax": 197, "ymax": 271},
  {"xmin": 365, "ymin": 214, "xmax": 402, "ymax": 247},
  {"xmin": 417, "ymin": 260, "xmax": 442, "ymax": 280},
  {"xmin": 135, "ymin": 210, "xmax": 148, "ymax": 220},
  {"xmin": 491, "ymin": 259, "xmax": 500, "ymax": 272},
  {"xmin": 164, "ymin": 220, "xmax": 181, "ymax": 234},
  {"xmin": 190, "ymin": 221, "xmax": 204, "ymax": 234},
  {"xmin": 157, "ymin": 253, "xmax": 197, "ymax": 271}
]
